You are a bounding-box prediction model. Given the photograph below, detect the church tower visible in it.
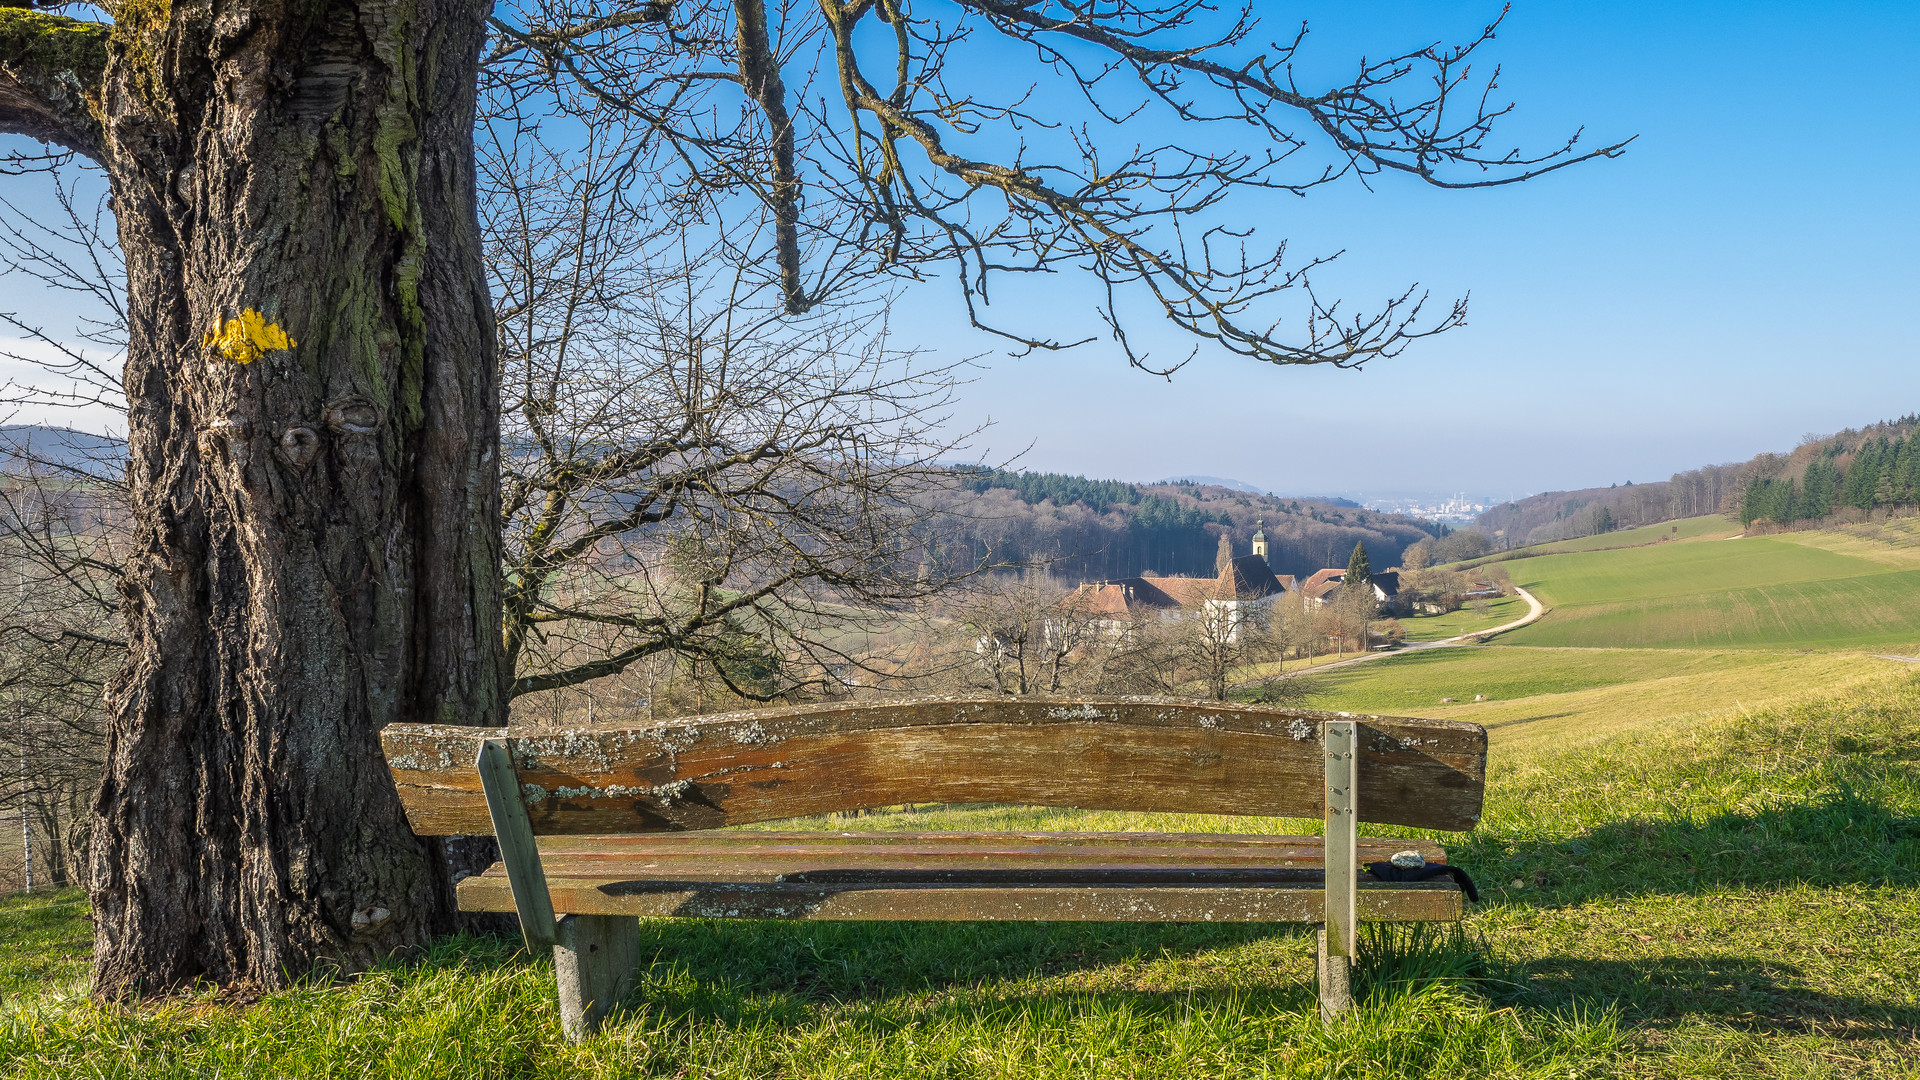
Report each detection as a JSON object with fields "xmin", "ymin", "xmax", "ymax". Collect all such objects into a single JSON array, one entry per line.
[{"xmin": 1251, "ymin": 520, "xmax": 1269, "ymax": 566}]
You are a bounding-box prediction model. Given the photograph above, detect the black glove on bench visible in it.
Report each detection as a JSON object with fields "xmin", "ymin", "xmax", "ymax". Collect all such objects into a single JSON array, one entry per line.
[{"xmin": 1363, "ymin": 861, "xmax": 1480, "ymax": 903}]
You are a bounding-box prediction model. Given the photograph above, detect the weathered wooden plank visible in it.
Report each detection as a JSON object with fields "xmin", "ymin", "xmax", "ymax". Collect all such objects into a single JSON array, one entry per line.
[
  {"xmin": 457, "ymin": 877, "xmax": 1465, "ymax": 922},
  {"xmin": 517, "ymin": 832, "xmax": 1447, "ymax": 880},
  {"xmin": 477, "ymin": 738, "xmax": 557, "ymax": 953},
  {"xmin": 382, "ymin": 698, "xmax": 1486, "ymax": 836},
  {"xmin": 534, "ymin": 830, "xmax": 1451, "ymax": 857}
]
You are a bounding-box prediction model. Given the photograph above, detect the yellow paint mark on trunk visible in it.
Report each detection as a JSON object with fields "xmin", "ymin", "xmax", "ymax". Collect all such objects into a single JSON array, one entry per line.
[{"xmin": 204, "ymin": 309, "xmax": 296, "ymax": 363}]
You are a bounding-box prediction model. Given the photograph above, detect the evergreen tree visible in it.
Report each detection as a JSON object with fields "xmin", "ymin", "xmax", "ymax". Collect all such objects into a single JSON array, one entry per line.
[
  {"xmin": 1740, "ymin": 477, "xmax": 1796, "ymax": 526},
  {"xmin": 1841, "ymin": 443, "xmax": 1880, "ymax": 510},
  {"xmin": 1801, "ymin": 459, "xmax": 1839, "ymax": 520},
  {"xmin": 1346, "ymin": 541, "xmax": 1373, "ymax": 588},
  {"xmin": 1900, "ymin": 440, "xmax": 1920, "ymax": 505}
]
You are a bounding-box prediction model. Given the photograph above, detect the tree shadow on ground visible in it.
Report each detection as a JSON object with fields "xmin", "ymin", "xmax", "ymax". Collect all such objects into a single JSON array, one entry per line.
[
  {"xmin": 1503, "ymin": 952, "xmax": 1919, "ymax": 1041},
  {"xmin": 1453, "ymin": 788, "xmax": 1920, "ymax": 904}
]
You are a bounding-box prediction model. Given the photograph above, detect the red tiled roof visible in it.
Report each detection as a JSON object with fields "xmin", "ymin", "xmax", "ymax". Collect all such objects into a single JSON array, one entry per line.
[
  {"xmin": 1299, "ymin": 568, "xmax": 1345, "ymax": 600},
  {"xmin": 1072, "ymin": 583, "xmax": 1133, "ymax": 619}
]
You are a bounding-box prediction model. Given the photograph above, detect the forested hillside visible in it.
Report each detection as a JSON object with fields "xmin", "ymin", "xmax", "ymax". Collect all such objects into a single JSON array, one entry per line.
[
  {"xmin": 930, "ymin": 470, "xmax": 1435, "ymax": 580},
  {"xmin": 1475, "ymin": 414, "xmax": 1920, "ymax": 547},
  {"xmin": 1475, "ymin": 480, "xmax": 1677, "ymax": 547},
  {"xmin": 1734, "ymin": 416, "xmax": 1920, "ymax": 527}
]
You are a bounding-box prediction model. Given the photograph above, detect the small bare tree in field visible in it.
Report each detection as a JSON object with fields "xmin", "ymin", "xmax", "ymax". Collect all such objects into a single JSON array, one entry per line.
[{"xmin": 940, "ymin": 575, "xmax": 1109, "ymax": 696}]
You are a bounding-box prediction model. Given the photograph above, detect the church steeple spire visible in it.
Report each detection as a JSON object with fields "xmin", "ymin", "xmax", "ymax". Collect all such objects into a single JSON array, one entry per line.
[{"xmin": 1251, "ymin": 520, "xmax": 1269, "ymax": 565}]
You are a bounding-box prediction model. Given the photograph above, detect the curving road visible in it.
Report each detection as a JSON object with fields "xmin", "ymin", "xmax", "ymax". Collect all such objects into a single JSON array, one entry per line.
[{"xmin": 1286, "ymin": 585, "xmax": 1547, "ymax": 676}]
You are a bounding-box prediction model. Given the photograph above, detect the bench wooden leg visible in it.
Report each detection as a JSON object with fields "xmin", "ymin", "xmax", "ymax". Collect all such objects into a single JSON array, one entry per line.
[
  {"xmin": 1317, "ymin": 928, "xmax": 1353, "ymax": 1021},
  {"xmin": 553, "ymin": 914, "xmax": 640, "ymax": 1040}
]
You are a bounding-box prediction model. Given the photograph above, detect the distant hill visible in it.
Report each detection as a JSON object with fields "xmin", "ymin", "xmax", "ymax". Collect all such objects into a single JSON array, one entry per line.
[
  {"xmin": 0, "ymin": 425, "xmax": 125, "ymax": 474},
  {"xmin": 1475, "ymin": 481, "xmax": 1676, "ymax": 548},
  {"xmin": 1155, "ymin": 475, "xmax": 1264, "ymax": 494}
]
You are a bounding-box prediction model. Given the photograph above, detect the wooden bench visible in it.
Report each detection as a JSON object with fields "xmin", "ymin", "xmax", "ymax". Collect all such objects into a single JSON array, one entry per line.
[{"xmin": 381, "ymin": 698, "xmax": 1486, "ymax": 1038}]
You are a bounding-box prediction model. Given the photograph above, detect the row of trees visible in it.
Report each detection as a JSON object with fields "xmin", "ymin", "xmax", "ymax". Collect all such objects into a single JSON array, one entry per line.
[
  {"xmin": 927, "ymin": 480, "xmax": 1435, "ymax": 582},
  {"xmin": 1478, "ymin": 417, "xmax": 1920, "ymax": 543},
  {"xmin": 0, "ymin": 463, "xmax": 120, "ymax": 893}
]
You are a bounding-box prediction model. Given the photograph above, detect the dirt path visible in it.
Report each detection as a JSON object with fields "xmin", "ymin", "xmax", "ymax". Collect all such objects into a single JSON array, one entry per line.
[{"xmin": 1281, "ymin": 585, "xmax": 1548, "ymax": 677}]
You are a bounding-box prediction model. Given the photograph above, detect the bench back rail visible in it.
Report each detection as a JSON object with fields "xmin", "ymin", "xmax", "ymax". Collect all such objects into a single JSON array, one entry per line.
[{"xmin": 383, "ymin": 699, "xmax": 1486, "ymax": 836}]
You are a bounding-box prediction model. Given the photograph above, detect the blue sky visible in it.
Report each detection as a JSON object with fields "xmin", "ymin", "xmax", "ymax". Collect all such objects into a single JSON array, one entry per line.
[
  {"xmin": 907, "ymin": 1, "xmax": 1920, "ymax": 500},
  {"xmin": 3, "ymin": 2, "xmax": 1916, "ymax": 502}
]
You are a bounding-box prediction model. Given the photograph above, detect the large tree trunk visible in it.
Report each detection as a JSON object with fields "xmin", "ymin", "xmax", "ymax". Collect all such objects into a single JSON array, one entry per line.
[{"xmin": 67, "ymin": 0, "xmax": 501, "ymax": 995}]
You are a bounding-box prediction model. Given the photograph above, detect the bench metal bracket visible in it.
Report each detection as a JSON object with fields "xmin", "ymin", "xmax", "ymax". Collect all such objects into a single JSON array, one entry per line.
[
  {"xmin": 1320, "ymin": 718, "xmax": 1358, "ymax": 1020},
  {"xmin": 476, "ymin": 737, "xmax": 559, "ymax": 954}
]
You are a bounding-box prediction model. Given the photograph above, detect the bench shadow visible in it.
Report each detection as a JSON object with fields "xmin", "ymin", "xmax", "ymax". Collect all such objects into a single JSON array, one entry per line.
[
  {"xmin": 608, "ymin": 917, "xmax": 1317, "ymax": 1025},
  {"xmin": 1452, "ymin": 789, "xmax": 1920, "ymax": 901},
  {"xmin": 1503, "ymin": 952, "xmax": 1920, "ymax": 1040}
]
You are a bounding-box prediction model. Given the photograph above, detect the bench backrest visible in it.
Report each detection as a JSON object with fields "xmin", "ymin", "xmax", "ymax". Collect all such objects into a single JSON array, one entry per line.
[{"xmin": 381, "ymin": 698, "xmax": 1487, "ymax": 836}]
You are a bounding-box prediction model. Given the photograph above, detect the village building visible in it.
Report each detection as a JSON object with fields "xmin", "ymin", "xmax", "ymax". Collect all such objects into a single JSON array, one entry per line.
[{"xmin": 1073, "ymin": 526, "xmax": 1291, "ymax": 642}]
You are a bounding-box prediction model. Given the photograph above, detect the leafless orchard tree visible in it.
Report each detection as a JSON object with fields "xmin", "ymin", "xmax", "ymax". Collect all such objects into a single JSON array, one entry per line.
[
  {"xmin": 483, "ymin": 103, "xmax": 984, "ymax": 710},
  {"xmin": 939, "ymin": 574, "xmax": 1108, "ymax": 696},
  {"xmin": 0, "ymin": 449, "xmax": 126, "ymax": 892}
]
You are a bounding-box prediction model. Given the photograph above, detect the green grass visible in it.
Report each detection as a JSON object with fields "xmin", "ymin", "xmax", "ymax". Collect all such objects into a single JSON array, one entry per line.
[
  {"xmin": 1507, "ymin": 514, "xmax": 1742, "ymax": 557},
  {"xmin": 0, "ymin": 890, "xmax": 89, "ymax": 1000},
  {"xmin": 1294, "ymin": 646, "xmax": 1908, "ymax": 752},
  {"xmin": 7, "ymin": 675, "xmax": 1920, "ymax": 1077},
  {"xmin": 1395, "ymin": 593, "xmax": 1532, "ymax": 643},
  {"xmin": 1498, "ymin": 533, "xmax": 1920, "ymax": 650}
]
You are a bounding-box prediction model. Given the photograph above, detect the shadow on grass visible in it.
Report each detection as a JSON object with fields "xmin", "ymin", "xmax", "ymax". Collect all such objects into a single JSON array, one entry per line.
[
  {"xmin": 1456, "ymin": 788, "xmax": 1920, "ymax": 902},
  {"xmin": 1507, "ymin": 952, "xmax": 1919, "ymax": 1039},
  {"xmin": 622, "ymin": 918, "xmax": 1311, "ymax": 1013}
]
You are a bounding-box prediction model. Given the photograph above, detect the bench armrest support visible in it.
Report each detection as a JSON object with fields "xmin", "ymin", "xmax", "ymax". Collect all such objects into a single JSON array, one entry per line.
[
  {"xmin": 477, "ymin": 738, "xmax": 558, "ymax": 953},
  {"xmin": 1322, "ymin": 719, "xmax": 1358, "ymax": 1019}
]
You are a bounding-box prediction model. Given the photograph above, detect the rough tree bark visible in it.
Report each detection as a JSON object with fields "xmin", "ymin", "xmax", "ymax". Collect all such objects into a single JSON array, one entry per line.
[{"xmin": 1, "ymin": 0, "xmax": 503, "ymax": 995}]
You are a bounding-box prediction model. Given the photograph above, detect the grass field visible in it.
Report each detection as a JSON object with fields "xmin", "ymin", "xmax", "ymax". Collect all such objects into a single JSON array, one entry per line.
[
  {"xmin": 6, "ymin": 516, "xmax": 1919, "ymax": 1077},
  {"xmin": 1301, "ymin": 646, "xmax": 1908, "ymax": 754},
  {"xmin": 1496, "ymin": 531, "xmax": 1920, "ymax": 651},
  {"xmin": 1502, "ymin": 514, "xmax": 1742, "ymax": 558},
  {"xmin": 1395, "ymin": 593, "xmax": 1531, "ymax": 643},
  {"xmin": 1300, "ymin": 514, "xmax": 1920, "ymax": 749},
  {"xmin": 6, "ymin": 672, "xmax": 1918, "ymax": 1078}
]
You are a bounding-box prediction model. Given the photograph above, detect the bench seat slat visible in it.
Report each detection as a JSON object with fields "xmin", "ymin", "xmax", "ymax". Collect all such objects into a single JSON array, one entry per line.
[
  {"xmin": 455, "ymin": 831, "xmax": 1459, "ymax": 922},
  {"xmin": 461, "ymin": 880, "xmax": 1462, "ymax": 922},
  {"xmin": 533, "ymin": 830, "xmax": 1448, "ymax": 857}
]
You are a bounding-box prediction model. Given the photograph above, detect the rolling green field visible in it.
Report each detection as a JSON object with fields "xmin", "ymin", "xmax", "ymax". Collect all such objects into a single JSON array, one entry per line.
[
  {"xmin": 1500, "ymin": 528, "xmax": 1920, "ymax": 651},
  {"xmin": 1498, "ymin": 514, "xmax": 1741, "ymax": 558},
  {"xmin": 1303, "ymin": 514, "xmax": 1920, "ymax": 750},
  {"xmin": 1301, "ymin": 645, "xmax": 1906, "ymax": 753}
]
